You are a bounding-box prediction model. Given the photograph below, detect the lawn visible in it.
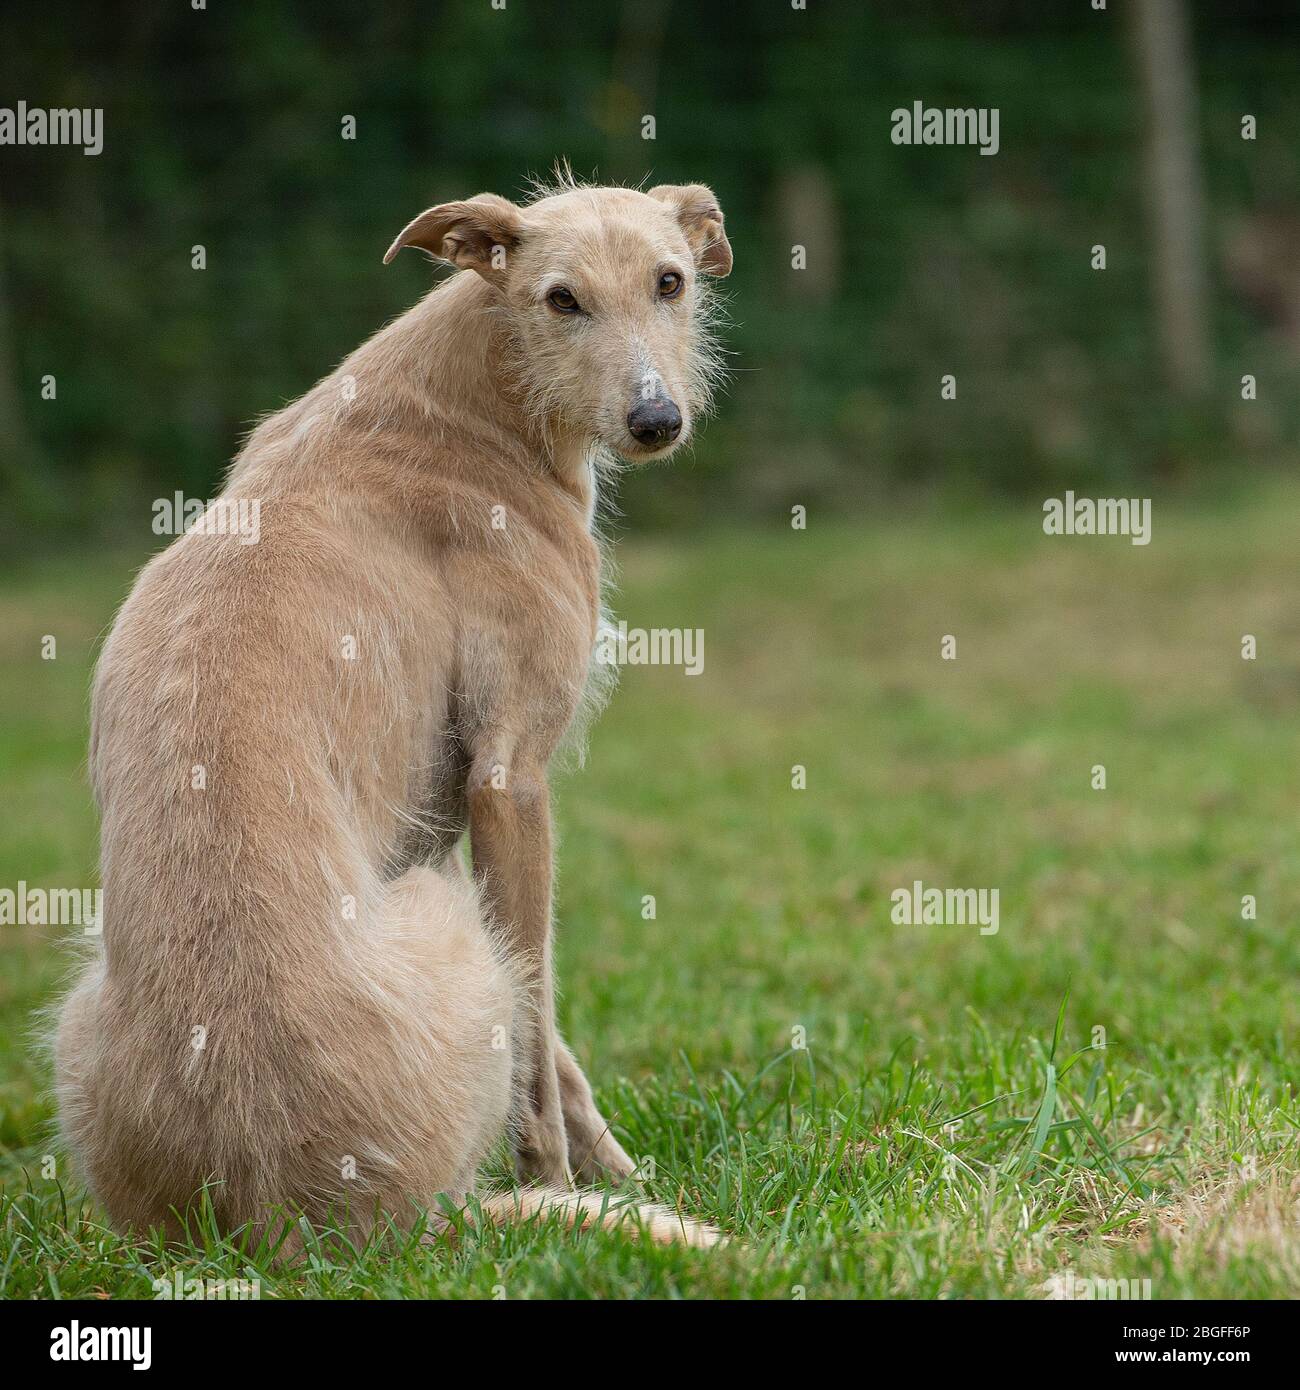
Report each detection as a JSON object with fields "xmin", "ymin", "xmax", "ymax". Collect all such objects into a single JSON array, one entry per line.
[{"xmin": 2, "ymin": 483, "xmax": 1299, "ymax": 1299}]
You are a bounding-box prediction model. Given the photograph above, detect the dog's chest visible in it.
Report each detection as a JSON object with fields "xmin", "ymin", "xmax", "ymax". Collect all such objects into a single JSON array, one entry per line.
[{"xmin": 387, "ymin": 532, "xmax": 601, "ymax": 872}]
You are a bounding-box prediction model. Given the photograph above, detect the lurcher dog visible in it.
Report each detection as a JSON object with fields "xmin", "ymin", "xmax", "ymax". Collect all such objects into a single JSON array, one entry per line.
[{"xmin": 52, "ymin": 173, "xmax": 731, "ymax": 1251}]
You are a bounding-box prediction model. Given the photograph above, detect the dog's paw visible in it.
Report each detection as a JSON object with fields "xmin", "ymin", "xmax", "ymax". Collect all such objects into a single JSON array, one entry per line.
[
  {"xmin": 514, "ymin": 1119, "xmax": 575, "ymax": 1190},
  {"xmin": 571, "ymin": 1126, "xmax": 638, "ymax": 1185}
]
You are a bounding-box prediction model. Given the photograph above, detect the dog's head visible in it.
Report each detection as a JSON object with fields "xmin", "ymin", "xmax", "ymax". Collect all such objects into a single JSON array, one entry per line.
[{"xmin": 384, "ymin": 180, "xmax": 731, "ymax": 461}]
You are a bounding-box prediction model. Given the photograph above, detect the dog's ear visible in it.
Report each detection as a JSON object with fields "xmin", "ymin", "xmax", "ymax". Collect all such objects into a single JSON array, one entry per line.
[
  {"xmin": 383, "ymin": 194, "xmax": 525, "ymax": 280},
  {"xmin": 648, "ymin": 183, "xmax": 732, "ymax": 277}
]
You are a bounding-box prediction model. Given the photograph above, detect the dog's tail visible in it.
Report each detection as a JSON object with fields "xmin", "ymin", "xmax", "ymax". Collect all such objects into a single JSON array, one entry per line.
[{"xmin": 471, "ymin": 1188, "xmax": 722, "ymax": 1248}]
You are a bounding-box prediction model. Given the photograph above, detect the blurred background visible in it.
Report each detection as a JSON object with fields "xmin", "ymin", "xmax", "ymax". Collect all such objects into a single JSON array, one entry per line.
[{"xmin": 1, "ymin": 0, "xmax": 1298, "ymax": 550}]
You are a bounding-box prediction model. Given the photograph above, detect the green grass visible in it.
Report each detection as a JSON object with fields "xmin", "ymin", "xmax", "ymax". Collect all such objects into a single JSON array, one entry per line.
[{"xmin": 3, "ymin": 484, "xmax": 1300, "ymax": 1299}]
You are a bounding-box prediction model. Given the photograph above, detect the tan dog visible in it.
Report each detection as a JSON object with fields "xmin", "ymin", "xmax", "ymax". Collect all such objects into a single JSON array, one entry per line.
[{"xmin": 53, "ymin": 173, "xmax": 731, "ymax": 1250}]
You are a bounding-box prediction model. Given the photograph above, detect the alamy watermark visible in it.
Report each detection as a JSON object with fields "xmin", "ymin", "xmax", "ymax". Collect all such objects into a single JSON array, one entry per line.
[
  {"xmin": 1045, "ymin": 1270, "xmax": 1153, "ymax": 1301},
  {"xmin": 49, "ymin": 1322, "xmax": 150, "ymax": 1369},
  {"xmin": 594, "ymin": 621, "xmax": 704, "ymax": 676},
  {"xmin": 891, "ymin": 101, "xmax": 1000, "ymax": 156},
  {"xmin": 152, "ymin": 1270, "xmax": 261, "ymax": 1300},
  {"xmin": 1, "ymin": 102, "xmax": 102, "ymax": 156},
  {"xmin": 152, "ymin": 493, "xmax": 261, "ymax": 545},
  {"xmin": 1043, "ymin": 492, "xmax": 1151, "ymax": 546},
  {"xmin": 890, "ymin": 879, "xmax": 999, "ymax": 935},
  {"xmin": 1, "ymin": 882, "xmax": 101, "ymax": 933}
]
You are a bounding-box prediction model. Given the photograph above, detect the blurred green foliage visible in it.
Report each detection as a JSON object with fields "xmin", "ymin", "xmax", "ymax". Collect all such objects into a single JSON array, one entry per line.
[{"xmin": 1, "ymin": 0, "xmax": 1298, "ymax": 550}]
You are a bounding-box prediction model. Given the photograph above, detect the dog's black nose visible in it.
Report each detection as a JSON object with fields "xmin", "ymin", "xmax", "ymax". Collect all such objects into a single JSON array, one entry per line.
[{"xmin": 627, "ymin": 397, "xmax": 683, "ymax": 447}]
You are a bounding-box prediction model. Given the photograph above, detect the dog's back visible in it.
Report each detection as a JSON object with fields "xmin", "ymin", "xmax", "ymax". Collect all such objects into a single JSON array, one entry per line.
[{"xmin": 56, "ymin": 475, "xmax": 519, "ymax": 1238}]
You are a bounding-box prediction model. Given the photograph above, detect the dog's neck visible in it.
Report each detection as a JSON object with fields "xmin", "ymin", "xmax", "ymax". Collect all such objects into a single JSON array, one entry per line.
[
  {"xmin": 544, "ymin": 425, "xmax": 602, "ymax": 531},
  {"xmin": 395, "ymin": 273, "xmax": 601, "ymax": 529}
]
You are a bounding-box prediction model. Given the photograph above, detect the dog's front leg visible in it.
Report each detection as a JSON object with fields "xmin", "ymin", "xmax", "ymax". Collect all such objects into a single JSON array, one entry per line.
[
  {"xmin": 468, "ymin": 751, "xmax": 571, "ymax": 1187},
  {"xmin": 555, "ymin": 1037, "xmax": 638, "ymax": 1183}
]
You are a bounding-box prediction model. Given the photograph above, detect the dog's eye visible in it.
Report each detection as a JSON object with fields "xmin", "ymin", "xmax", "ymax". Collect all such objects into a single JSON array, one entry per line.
[
  {"xmin": 547, "ymin": 287, "xmax": 581, "ymax": 314},
  {"xmin": 658, "ymin": 272, "xmax": 683, "ymax": 300}
]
